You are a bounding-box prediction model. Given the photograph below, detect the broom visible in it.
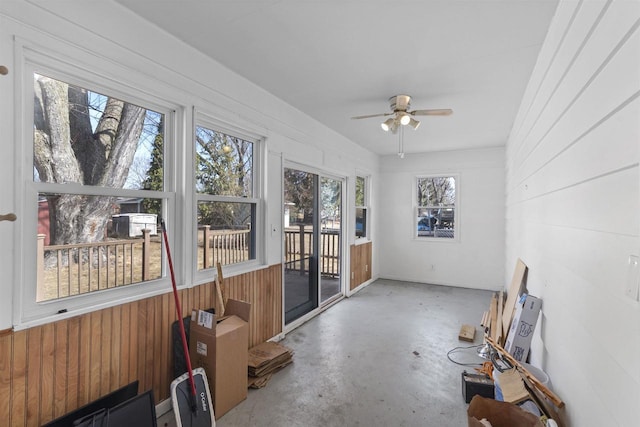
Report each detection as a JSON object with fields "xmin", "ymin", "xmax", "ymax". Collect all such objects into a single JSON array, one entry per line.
[{"xmin": 161, "ymin": 219, "xmax": 215, "ymax": 427}]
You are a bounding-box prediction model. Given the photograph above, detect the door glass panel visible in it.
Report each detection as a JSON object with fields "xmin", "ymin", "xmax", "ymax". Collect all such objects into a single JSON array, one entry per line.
[
  {"xmin": 284, "ymin": 168, "xmax": 318, "ymax": 323},
  {"xmin": 320, "ymin": 177, "xmax": 341, "ymax": 303}
]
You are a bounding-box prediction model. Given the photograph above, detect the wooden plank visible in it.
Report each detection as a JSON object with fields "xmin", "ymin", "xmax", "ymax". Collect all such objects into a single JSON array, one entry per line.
[
  {"xmin": 496, "ymin": 290, "xmax": 504, "ymax": 345},
  {"xmin": 496, "ymin": 368, "xmax": 530, "ymax": 404},
  {"xmin": 26, "ymin": 326, "xmax": 42, "ymax": 427},
  {"xmin": 11, "ymin": 330, "xmax": 27, "ymax": 427},
  {"xmin": 100, "ymin": 308, "xmax": 112, "ymax": 396},
  {"xmin": 77, "ymin": 313, "xmax": 92, "ymax": 407},
  {"xmin": 40, "ymin": 323, "xmax": 55, "ymax": 424},
  {"xmin": 119, "ymin": 303, "xmax": 131, "ymax": 386},
  {"xmin": 66, "ymin": 317, "xmax": 80, "ymax": 412},
  {"xmin": 502, "ymin": 258, "xmax": 527, "ymax": 336},
  {"xmin": 143, "ymin": 298, "xmax": 155, "ymax": 392},
  {"xmin": 153, "ymin": 296, "xmax": 163, "ymax": 401},
  {"xmin": 89, "ymin": 311, "xmax": 103, "ymax": 402},
  {"xmin": 110, "ymin": 305, "xmax": 122, "ymax": 391},
  {"xmin": 489, "ymin": 293, "xmax": 499, "ymax": 342},
  {"xmin": 53, "ymin": 321, "xmax": 68, "ymax": 418},
  {"xmin": 136, "ymin": 299, "xmax": 148, "ymax": 391},
  {"xmin": 0, "ymin": 333, "xmax": 13, "ymax": 426},
  {"xmin": 520, "ymin": 373, "xmax": 565, "ymax": 427},
  {"xmin": 480, "ymin": 311, "xmax": 489, "ymax": 329},
  {"xmin": 458, "ymin": 324, "xmax": 476, "ymax": 342},
  {"xmin": 159, "ymin": 293, "xmax": 170, "ymax": 401}
]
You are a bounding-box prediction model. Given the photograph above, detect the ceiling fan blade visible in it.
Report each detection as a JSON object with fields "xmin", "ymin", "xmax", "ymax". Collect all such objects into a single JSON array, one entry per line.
[
  {"xmin": 351, "ymin": 112, "xmax": 393, "ymax": 120},
  {"xmin": 410, "ymin": 109, "xmax": 453, "ymax": 116}
]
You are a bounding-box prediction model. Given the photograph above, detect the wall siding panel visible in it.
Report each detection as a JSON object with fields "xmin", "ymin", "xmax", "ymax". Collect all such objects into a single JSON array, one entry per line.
[
  {"xmin": 0, "ymin": 264, "xmax": 282, "ymax": 426},
  {"xmin": 505, "ymin": 1, "xmax": 640, "ymax": 425}
]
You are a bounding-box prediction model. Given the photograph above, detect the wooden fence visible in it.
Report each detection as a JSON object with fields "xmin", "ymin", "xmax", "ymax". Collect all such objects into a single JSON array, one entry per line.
[
  {"xmin": 38, "ymin": 226, "xmax": 341, "ymax": 302},
  {"xmin": 284, "ymin": 226, "xmax": 340, "ymax": 278},
  {"xmin": 37, "ymin": 230, "xmax": 160, "ymax": 302},
  {"xmin": 200, "ymin": 226, "xmax": 251, "ymax": 269}
]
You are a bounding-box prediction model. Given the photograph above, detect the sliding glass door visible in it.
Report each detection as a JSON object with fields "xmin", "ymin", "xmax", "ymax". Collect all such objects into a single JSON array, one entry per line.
[{"xmin": 283, "ymin": 168, "xmax": 343, "ymax": 324}]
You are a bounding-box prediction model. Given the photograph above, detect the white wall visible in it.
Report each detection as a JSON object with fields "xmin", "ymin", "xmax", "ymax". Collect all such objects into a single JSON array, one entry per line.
[
  {"xmin": 378, "ymin": 147, "xmax": 505, "ymax": 290},
  {"xmin": 0, "ymin": 0, "xmax": 379, "ymax": 329},
  {"xmin": 505, "ymin": 0, "xmax": 640, "ymax": 425}
]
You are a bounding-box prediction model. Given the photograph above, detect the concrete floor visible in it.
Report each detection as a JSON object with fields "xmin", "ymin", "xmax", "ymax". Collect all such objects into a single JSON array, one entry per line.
[{"xmin": 158, "ymin": 279, "xmax": 493, "ymax": 427}]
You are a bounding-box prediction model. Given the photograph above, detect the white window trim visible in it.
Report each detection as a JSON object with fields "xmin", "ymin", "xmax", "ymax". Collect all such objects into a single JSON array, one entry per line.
[
  {"xmin": 192, "ymin": 111, "xmax": 266, "ymax": 285},
  {"xmin": 14, "ymin": 43, "xmax": 182, "ymax": 328},
  {"xmin": 354, "ymin": 174, "xmax": 371, "ymax": 244},
  {"xmin": 413, "ymin": 174, "xmax": 460, "ymax": 243}
]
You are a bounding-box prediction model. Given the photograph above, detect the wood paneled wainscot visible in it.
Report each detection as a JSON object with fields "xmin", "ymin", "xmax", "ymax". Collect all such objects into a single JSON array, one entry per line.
[
  {"xmin": 0, "ymin": 264, "xmax": 282, "ymax": 426},
  {"xmin": 350, "ymin": 241, "xmax": 372, "ymax": 291}
]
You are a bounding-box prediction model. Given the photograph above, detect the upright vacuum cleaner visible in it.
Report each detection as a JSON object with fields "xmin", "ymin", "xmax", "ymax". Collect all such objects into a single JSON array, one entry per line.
[{"xmin": 160, "ymin": 219, "xmax": 215, "ymax": 427}]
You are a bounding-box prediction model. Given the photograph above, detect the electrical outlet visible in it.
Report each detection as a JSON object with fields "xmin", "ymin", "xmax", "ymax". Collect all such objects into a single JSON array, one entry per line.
[{"xmin": 625, "ymin": 255, "xmax": 640, "ymax": 301}]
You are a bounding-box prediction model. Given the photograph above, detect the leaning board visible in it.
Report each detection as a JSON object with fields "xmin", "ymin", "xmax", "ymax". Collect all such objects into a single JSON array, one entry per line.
[{"xmin": 502, "ymin": 259, "xmax": 527, "ymax": 338}]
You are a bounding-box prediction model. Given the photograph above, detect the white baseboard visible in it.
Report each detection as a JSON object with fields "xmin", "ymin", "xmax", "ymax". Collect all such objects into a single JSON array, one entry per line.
[{"xmin": 156, "ymin": 397, "xmax": 172, "ymax": 417}]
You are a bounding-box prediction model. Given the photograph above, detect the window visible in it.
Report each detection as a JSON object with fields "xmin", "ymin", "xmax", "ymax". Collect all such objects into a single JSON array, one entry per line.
[
  {"xmin": 416, "ymin": 176, "xmax": 457, "ymax": 239},
  {"xmin": 31, "ymin": 73, "xmax": 170, "ymax": 304},
  {"xmin": 355, "ymin": 175, "xmax": 369, "ymax": 239},
  {"xmin": 194, "ymin": 123, "xmax": 259, "ymax": 271}
]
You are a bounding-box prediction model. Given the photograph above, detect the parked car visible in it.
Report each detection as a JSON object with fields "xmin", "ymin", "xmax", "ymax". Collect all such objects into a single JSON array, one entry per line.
[{"xmin": 417, "ymin": 216, "xmax": 437, "ymax": 231}]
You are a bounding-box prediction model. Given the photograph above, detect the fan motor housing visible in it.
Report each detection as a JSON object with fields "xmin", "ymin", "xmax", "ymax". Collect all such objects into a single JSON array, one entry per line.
[{"xmin": 390, "ymin": 94, "xmax": 411, "ymax": 112}]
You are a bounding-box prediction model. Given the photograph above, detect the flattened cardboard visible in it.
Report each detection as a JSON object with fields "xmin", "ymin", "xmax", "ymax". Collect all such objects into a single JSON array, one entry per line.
[
  {"xmin": 248, "ymin": 341, "xmax": 293, "ymax": 377},
  {"xmin": 504, "ymin": 294, "xmax": 541, "ymax": 362}
]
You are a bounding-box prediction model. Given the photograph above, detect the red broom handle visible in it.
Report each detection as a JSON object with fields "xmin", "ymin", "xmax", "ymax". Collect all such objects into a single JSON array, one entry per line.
[{"xmin": 161, "ymin": 219, "xmax": 198, "ymax": 412}]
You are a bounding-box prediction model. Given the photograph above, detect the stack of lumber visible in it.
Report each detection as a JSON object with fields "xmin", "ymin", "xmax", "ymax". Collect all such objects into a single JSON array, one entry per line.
[
  {"xmin": 477, "ymin": 259, "xmax": 566, "ymax": 426},
  {"xmin": 480, "ymin": 258, "xmax": 527, "ymax": 346},
  {"xmin": 247, "ymin": 341, "xmax": 294, "ymax": 388}
]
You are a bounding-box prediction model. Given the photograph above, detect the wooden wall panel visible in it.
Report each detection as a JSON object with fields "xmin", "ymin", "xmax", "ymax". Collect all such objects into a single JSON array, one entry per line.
[
  {"xmin": 25, "ymin": 327, "xmax": 42, "ymax": 427},
  {"xmin": 11, "ymin": 331, "xmax": 27, "ymax": 427},
  {"xmin": 0, "ymin": 333, "xmax": 12, "ymax": 425},
  {"xmin": 350, "ymin": 242, "xmax": 372, "ymax": 291},
  {"xmin": 0, "ymin": 263, "xmax": 282, "ymax": 426}
]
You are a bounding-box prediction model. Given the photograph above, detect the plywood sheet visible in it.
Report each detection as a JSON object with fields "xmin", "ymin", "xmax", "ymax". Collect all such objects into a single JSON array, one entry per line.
[{"xmin": 502, "ymin": 259, "xmax": 527, "ymax": 336}]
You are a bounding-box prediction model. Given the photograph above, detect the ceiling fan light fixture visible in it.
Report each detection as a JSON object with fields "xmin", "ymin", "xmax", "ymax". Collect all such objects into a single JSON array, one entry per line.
[
  {"xmin": 381, "ymin": 118, "xmax": 395, "ymax": 132},
  {"xmin": 399, "ymin": 113, "xmax": 411, "ymax": 126},
  {"xmin": 408, "ymin": 117, "xmax": 420, "ymax": 130}
]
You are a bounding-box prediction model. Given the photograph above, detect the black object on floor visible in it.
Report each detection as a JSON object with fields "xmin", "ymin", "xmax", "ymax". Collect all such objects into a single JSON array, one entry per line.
[
  {"xmin": 462, "ymin": 371, "xmax": 495, "ymax": 403},
  {"xmin": 73, "ymin": 389, "xmax": 157, "ymax": 427},
  {"xmin": 43, "ymin": 380, "xmax": 139, "ymax": 427}
]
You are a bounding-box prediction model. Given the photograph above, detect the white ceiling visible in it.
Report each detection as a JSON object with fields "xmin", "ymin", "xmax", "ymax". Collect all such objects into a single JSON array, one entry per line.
[{"xmin": 115, "ymin": 0, "xmax": 558, "ymax": 156}]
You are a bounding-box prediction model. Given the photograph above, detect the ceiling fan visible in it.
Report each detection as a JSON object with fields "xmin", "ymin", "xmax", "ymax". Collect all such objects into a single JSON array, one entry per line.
[{"xmin": 351, "ymin": 94, "xmax": 452, "ymax": 133}]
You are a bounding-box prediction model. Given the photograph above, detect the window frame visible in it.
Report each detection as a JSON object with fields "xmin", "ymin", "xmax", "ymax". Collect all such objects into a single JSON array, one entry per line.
[
  {"xmin": 355, "ymin": 174, "xmax": 370, "ymax": 242},
  {"xmin": 16, "ymin": 48, "xmax": 180, "ymax": 327},
  {"xmin": 413, "ymin": 174, "xmax": 459, "ymax": 241},
  {"xmin": 192, "ymin": 111, "xmax": 265, "ymax": 284}
]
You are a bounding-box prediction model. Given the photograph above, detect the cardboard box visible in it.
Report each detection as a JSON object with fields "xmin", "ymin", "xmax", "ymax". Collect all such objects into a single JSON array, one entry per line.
[
  {"xmin": 468, "ymin": 395, "xmax": 544, "ymax": 427},
  {"xmin": 504, "ymin": 294, "xmax": 541, "ymax": 362},
  {"xmin": 189, "ymin": 299, "xmax": 250, "ymax": 419}
]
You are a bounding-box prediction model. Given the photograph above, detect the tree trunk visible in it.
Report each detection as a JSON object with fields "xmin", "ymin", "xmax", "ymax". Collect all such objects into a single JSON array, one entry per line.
[{"xmin": 33, "ymin": 75, "xmax": 147, "ymax": 245}]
